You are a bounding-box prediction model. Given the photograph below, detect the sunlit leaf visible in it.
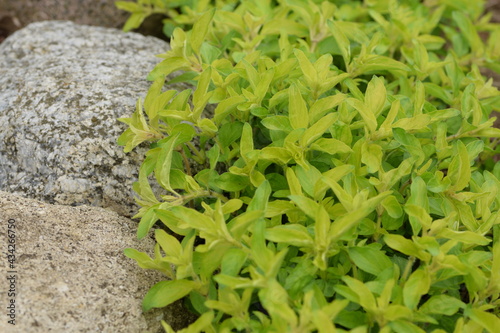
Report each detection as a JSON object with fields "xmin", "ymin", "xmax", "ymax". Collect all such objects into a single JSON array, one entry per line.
[{"xmin": 143, "ymin": 279, "xmax": 198, "ymax": 311}]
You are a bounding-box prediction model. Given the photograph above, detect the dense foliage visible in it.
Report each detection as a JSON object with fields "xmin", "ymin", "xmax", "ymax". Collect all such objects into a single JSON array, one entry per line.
[{"xmin": 116, "ymin": 0, "xmax": 500, "ymax": 332}]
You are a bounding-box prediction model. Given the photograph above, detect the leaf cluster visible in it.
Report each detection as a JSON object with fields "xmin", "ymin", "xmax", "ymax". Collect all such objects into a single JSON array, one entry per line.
[{"xmin": 117, "ymin": 0, "xmax": 500, "ymax": 332}]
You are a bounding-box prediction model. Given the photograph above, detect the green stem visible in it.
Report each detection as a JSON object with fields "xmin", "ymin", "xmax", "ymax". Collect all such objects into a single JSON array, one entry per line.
[
  {"xmin": 187, "ymin": 141, "xmax": 205, "ymax": 163},
  {"xmin": 401, "ymin": 256, "xmax": 416, "ymax": 281}
]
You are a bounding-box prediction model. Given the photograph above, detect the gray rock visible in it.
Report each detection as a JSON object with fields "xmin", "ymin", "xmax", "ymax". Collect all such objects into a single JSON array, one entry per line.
[
  {"xmin": 0, "ymin": 190, "xmax": 174, "ymax": 332},
  {"xmin": 0, "ymin": 21, "xmax": 171, "ymax": 217}
]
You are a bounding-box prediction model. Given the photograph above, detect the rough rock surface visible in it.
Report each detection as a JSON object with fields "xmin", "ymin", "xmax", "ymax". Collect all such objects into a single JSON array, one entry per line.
[
  {"xmin": 0, "ymin": 190, "xmax": 169, "ymax": 332},
  {"xmin": 0, "ymin": 0, "xmax": 167, "ymax": 42},
  {"xmin": 0, "ymin": 0, "xmax": 129, "ymax": 30},
  {"xmin": 0, "ymin": 21, "xmax": 171, "ymax": 217}
]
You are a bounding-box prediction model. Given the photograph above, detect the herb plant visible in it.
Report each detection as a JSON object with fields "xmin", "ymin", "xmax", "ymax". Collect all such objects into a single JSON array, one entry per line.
[{"xmin": 117, "ymin": 0, "xmax": 500, "ymax": 332}]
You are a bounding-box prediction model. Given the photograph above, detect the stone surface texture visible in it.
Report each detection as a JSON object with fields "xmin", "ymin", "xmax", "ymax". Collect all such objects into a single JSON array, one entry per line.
[
  {"xmin": 0, "ymin": 0, "xmax": 167, "ymax": 42},
  {"xmin": 0, "ymin": 190, "xmax": 166, "ymax": 332},
  {"xmin": 0, "ymin": 0, "xmax": 129, "ymax": 30},
  {"xmin": 0, "ymin": 21, "xmax": 171, "ymax": 217}
]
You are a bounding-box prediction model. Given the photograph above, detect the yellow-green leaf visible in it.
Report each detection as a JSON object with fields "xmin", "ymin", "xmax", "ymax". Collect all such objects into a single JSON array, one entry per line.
[
  {"xmin": 447, "ymin": 140, "xmax": 471, "ymax": 192},
  {"xmin": 191, "ymin": 8, "xmax": 216, "ymax": 55},
  {"xmin": 365, "ymin": 76, "xmax": 386, "ymax": 116},
  {"xmin": 403, "ymin": 268, "xmax": 430, "ymax": 310},
  {"xmin": 347, "ymin": 98, "xmax": 377, "ymax": 134},
  {"xmin": 143, "ymin": 279, "xmax": 198, "ymax": 311},
  {"xmin": 289, "ymin": 83, "xmax": 309, "ymax": 129}
]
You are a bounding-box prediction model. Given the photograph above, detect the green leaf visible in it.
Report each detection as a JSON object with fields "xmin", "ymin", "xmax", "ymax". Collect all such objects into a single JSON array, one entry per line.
[
  {"xmin": 192, "ymin": 67, "xmax": 213, "ymax": 119},
  {"xmin": 436, "ymin": 229, "xmax": 490, "ymax": 246},
  {"xmin": 169, "ymin": 312, "xmax": 214, "ymax": 333},
  {"xmin": 348, "ymin": 246, "xmax": 393, "ymax": 276},
  {"xmin": 170, "ymin": 206, "xmax": 215, "ymax": 231},
  {"xmin": 207, "ymin": 144, "xmax": 220, "ymax": 169},
  {"xmin": 378, "ymin": 99, "xmax": 400, "ymax": 136},
  {"xmin": 212, "ymin": 172, "xmax": 250, "ymax": 192},
  {"xmin": 148, "ymin": 57, "xmax": 191, "ymax": 81},
  {"xmin": 342, "ymin": 276, "xmax": 376, "ymax": 312},
  {"xmin": 214, "ymin": 95, "xmax": 247, "ymax": 123},
  {"xmin": 447, "ymin": 140, "xmax": 471, "ymax": 192},
  {"xmin": 155, "ymin": 133, "xmax": 181, "ymax": 193},
  {"xmin": 265, "ymin": 225, "xmax": 314, "ymax": 247},
  {"xmin": 309, "ymin": 138, "xmax": 352, "ymax": 155},
  {"xmin": 393, "ymin": 128, "xmax": 425, "ymax": 166},
  {"xmin": 289, "ymin": 195, "xmax": 320, "ymax": 219},
  {"xmin": 314, "ymin": 205, "xmax": 332, "ymax": 253},
  {"xmin": 328, "ymin": 191, "xmax": 391, "ymax": 241},
  {"xmin": 413, "ymin": 80, "xmax": 425, "ymax": 115},
  {"xmin": 198, "ymin": 118, "xmax": 218, "ymax": 134},
  {"xmin": 389, "ymin": 320, "xmax": 426, "ymax": 333},
  {"xmin": 221, "ymin": 248, "xmax": 248, "ymax": 276},
  {"xmin": 467, "ymin": 308, "xmax": 500, "ymax": 333},
  {"xmin": 190, "ymin": 8, "xmax": 216, "ymax": 56},
  {"xmin": 252, "ymin": 221, "xmax": 284, "ymax": 277},
  {"xmin": 452, "ymin": 11, "xmax": 484, "ymax": 56},
  {"xmin": 228, "ymin": 210, "xmax": 264, "ymax": 240},
  {"xmin": 222, "ymin": 199, "xmax": 243, "ymax": 215},
  {"xmin": 382, "ymin": 195, "xmax": 403, "ymax": 218},
  {"xmin": 288, "ymin": 83, "xmax": 309, "ymax": 130},
  {"xmin": 260, "ymin": 146, "xmax": 293, "ymax": 165},
  {"xmin": 115, "ymin": 1, "xmax": 141, "ymax": 13},
  {"xmin": 384, "ymin": 234, "xmax": 431, "ymax": 262},
  {"xmin": 124, "ymin": 248, "xmax": 171, "ymax": 275},
  {"xmin": 357, "ymin": 55, "xmax": 410, "ymax": 76},
  {"xmin": 393, "ymin": 114, "xmax": 431, "ymax": 132},
  {"xmin": 328, "ymin": 20, "xmax": 351, "ymax": 65},
  {"xmin": 259, "ymin": 279, "xmax": 297, "ymax": 325},
  {"xmin": 286, "ymin": 168, "xmax": 303, "ymax": 196},
  {"xmin": 361, "ymin": 140, "xmax": 383, "ymax": 173},
  {"xmin": 407, "ymin": 177, "xmax": 429, "ymax": 235},
  {"xmin": 200, "ymin": 42, "xmax": 221, "ymax": 64},
  {"xmin": 424, "ymin": 82, "xmax": 452, "ymax": 104},
  {"xmin": 347, "ymin": 98, "xmax": 377, "ymax": 134},
  {"xmin": 309, "ymin": 94, "xmax": 347, "ymax": 123},
  {"xmin": 218, "ymin": 121, "xmax": 244, "ymax": 147},
  {"xmin": 403, "ymin": 268, "xmax": 430, "ymax": 310},
  {"xmin": 171, "ymin": 123, "xmax": 196, "ymax": 145},
  {"xmin": 300, "ymin": 113, "xmax": 338, "ymax": 147},
  {"xmin": 261, "ymin": 18, "xmax": 308, "ymax": 37},
  {"xmin": 135, "ymin": 156, "xmax": 159, "ymax": 205},
  {"xmin": 490, "ymin": 243, "xmax": 500, "ymax": 293},
  {"xmin": 248, "ymin": 180, "xmax": 271, "ymax": 212},
  {"xmin": 137, "ymin": 206, "xmax": 159, "ymax": 240},
  {"xmin": 321, "ymin": 176, "xmax": 353, "ymax": 211},
  {"xmin": 420, "ymin": 295, "xmax": 464, "ymax": 316},
  {"xmin": 155, "ymin": 229, "xmax": 182, "ymax": 259},
  {"xmin": 143, "ymin": 279, "xmax": 198, "ymax": 311},
  {"xmin": 240, "ymin": 122, "xmax": 254, "ymax": 162},
  {"xmin": 123, "ymin": 12, "xmax": 147, "ymax": 32},
  {"xmin": 144, "ymin": 78, "xmax": 165, "ymax": 117},
  {"xmin": 365, "ymin": 76, "xmax": 386, "ymax": 116},
  {"xmin": 427, "ymin": 108, "xmax": 460, "ymax": 122},
  {"xmin": 294, "ymin": 49, "xmax": 317, "ymax": 88},
  {"xmin": 294, "ymin": 165, "xmax": 322, "ymax": 198},
  {"xmin": 262, "ymin": 116, "xmax": 293, "ymax": 132},
  {"xmin": 155, "ymin": 208, "xmax": 191, "ymax": 236},
  {"xmin": 404, "ymin": 204, "xmax": 432, "ymax": 232},
  {"xmin": 384, "ymin": 305, "xmax": 413, "ymax": 322}
]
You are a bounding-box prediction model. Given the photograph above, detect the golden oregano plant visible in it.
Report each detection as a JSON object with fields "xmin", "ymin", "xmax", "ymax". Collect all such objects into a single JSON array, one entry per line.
[{"xmin": 116, "ymin": 0, "xmax": 500, "ymax": 332}]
